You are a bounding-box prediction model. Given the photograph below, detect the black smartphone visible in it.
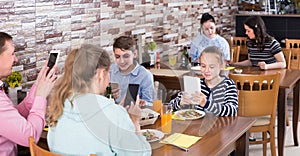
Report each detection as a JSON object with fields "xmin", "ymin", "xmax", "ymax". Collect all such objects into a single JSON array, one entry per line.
[
  {"xmin": 124, "ymin": 84, "xmax": 139, "ymax": 107},
  {"xmin": 46, "ymin": 50, "xmax": 59, "ymax": 76}
]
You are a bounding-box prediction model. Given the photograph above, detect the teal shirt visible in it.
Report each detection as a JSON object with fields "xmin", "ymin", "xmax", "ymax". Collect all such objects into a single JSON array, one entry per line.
[{"xmin": 47, "ymin": 94, "xmax": 151, "ymax": 156}]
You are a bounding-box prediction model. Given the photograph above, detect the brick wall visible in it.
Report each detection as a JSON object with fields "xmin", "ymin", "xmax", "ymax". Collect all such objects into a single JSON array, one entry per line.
[{"xmin": 0, "ymin": 0, "xmax": 238, "ymax": 87}]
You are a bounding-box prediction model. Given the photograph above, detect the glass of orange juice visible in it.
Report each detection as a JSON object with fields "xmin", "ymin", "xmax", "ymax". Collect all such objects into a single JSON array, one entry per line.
[
  {"xmin": 153, "ymin": 89, "xmax": 163, "ymax": 114},
  {"xmin": 153, "ymin": 99, "xmax": 162, "ymax": 114},
  {"xmin": 161, "ymin": 103, "xmax": 172, "ymax": 133}
]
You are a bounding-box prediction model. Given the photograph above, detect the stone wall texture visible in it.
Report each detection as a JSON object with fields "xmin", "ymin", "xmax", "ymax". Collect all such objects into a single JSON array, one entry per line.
[{"xmin": 0, "ymin": 0, "xmax": 238, "ymax": 86}]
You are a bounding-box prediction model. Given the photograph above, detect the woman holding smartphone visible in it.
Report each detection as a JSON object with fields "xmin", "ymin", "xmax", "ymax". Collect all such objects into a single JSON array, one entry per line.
[{"xmin": 47, "ymin": 44, "xmax": 151, "ymax": 156}]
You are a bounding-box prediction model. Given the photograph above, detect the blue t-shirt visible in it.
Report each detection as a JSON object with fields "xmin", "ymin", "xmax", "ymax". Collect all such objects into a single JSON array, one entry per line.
[
  {"xmin": 189, "ymin": 34, "xmax": 230, "ymax": 62},
  {"xmin": 110, "ymin": 62, "xmax": 155, "ymax": 105}
]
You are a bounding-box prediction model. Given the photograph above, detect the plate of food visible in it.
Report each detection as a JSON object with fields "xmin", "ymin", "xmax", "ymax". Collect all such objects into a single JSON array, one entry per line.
[
  {"xmin": 141, "ymin": 129, "xmax": 164, "ymax": 143},
  {"xmin": 174, "ymin": 109, "xmax": 205, "ymax": 120}
]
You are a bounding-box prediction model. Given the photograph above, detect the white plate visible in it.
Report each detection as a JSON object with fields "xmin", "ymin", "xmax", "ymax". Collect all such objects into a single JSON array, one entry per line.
[
  {"xmin": 141, "ymin": 129, "xmax": 164, "ymax": 143},
  {"xmin": 191, "ymin": 66, "xmax": 200, "ymax": 71},
  {"xmin": 174, "ymin": 109, "xmax": 205, "ymax": 120}
]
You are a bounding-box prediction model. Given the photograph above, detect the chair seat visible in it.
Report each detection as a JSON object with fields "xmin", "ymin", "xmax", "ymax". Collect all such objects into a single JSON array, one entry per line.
[{"xmin": 253, "ymin": 116, "xmax": 271, "ymax": 127}]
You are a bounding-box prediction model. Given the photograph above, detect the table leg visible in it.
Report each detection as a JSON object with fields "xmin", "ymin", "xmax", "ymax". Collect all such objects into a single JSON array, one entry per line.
[
  {"xmin": 278, "ymin": 88, "xmax": 286, "ymax": 156},
  {"xmin": 235, "ymin": 131, "xmax": 249, "ymax": 156},
  {"xmin": 293, "ymin": 80, "xmax": 300, "ymax": 146}
]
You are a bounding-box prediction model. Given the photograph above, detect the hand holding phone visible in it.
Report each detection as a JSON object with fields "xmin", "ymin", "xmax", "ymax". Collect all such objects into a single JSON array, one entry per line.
[
  {"xmin": 124, "ymin": 84, "xmax": 139, "ymax": 108},
  {"xmin": 46, "ymin": 50, "xmax": 60, "ymax": 76}
]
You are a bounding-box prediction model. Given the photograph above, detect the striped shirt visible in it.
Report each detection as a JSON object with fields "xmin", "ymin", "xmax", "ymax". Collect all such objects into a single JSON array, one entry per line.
[
  {"xmin": 170, "ymin": 77, "xmax": 238, "ymax": 116},
  {"xmin": 247, "ymin": 39, "xmax": 282, "ymax": 66}
]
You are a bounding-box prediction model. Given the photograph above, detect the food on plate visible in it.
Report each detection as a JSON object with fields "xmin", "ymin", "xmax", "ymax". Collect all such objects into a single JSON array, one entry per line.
[
  {"xmin": 178, "ymin": 110, "xmax": 201, "ymax": 118},
  {"xmin": 142, "ymin": 130, "xmax": 158, "ymax": 141}
]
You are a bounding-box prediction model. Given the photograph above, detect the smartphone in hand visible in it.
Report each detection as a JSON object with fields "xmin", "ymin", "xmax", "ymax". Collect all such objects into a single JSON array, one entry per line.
[
  {"xmin": 124, "ymin": 84, "xmax": 139, "ymax": 107},
  {"xmin": 46, "ymin": 50, "xmax": 60, "ymax": 76},
  {"xmin": 110, "ymin": 82, "xmax": 119, "ymax": 90}
]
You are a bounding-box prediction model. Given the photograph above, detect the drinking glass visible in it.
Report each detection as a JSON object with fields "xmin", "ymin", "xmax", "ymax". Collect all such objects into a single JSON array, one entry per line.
[
  {"xmin": 169, "ymin": 55, "xmax": 177, "ymax": 66},
  {"xmin": 161, "ymin": 103, "xmax": 172, "ymax": 133},
  {"xmin": 153, "ymin": 89, "xmax": 163, "ymax": 114}
]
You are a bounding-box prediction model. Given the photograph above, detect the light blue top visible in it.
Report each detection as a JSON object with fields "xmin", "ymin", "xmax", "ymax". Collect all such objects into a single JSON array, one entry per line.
[
  {"xmin": 189, "ymin": 34, "xmax": 230, "ymax": 62},
  {"xmin": 47, "ymin": 94, "xmax": 151, "ymax": 156},
  {"xmin": 110, "ymin": 62, "xmax": 155, "ymax": 106}
]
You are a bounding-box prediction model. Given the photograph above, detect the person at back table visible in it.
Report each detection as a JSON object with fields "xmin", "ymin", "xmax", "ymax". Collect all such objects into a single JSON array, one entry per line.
[
  {"xmin": 110, "ymin": 36, "xmax": 155, "ymax": 106},
  {"xmin": 47, "ymin": 44, "xmax": 151, "ymax": 156},
  {"xmin": 0, "ymin": 32, "xmax": 57, "ymax": 156},
  {"xmin": 170, "ymin": 46, "xmax": 238, "ymax": 117},
  {"xmin": 189, "ymin": 13, "xmax": 230, "ymax": 65},
  {"xmin": 232, "ymin": 16, "xmax": 286, "ymax": 69}
]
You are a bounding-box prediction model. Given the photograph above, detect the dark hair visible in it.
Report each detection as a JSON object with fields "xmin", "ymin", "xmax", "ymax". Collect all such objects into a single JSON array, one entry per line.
[
  {"xmin": 200, "ymin": 46, "xmax": 224, "ymax": 65},
  {"xmin": 113, "ymin": 36, "xmax": 136, "ymax": 52},
  {"xmin": 0, "ymin": 32, "xmax": 13, "ymax": 55},
  {"xmin": 200, "ymin": 13, "xmax": 215, "ymax": 25},
  {"xmin": 244, "ymin": 16, "xmax": 273, "ymax": 52}
]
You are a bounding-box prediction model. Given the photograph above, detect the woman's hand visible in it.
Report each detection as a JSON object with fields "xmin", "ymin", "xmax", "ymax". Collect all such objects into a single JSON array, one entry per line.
[
  {"xmin": 127, "ymin": 96, "xmax": 142, "ymax": 132},
  {"xmin": 35, "ymin": 62, "xmax": 58, "ymax": 98},
  {"xmin": 257, "ymin": 61, "xmax": 268, "ymax": 70}
]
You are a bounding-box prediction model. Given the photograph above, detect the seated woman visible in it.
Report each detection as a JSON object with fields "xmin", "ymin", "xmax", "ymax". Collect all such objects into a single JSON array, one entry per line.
[
  {"xmin": 232, "ymin": 16, "xmax": 286, "ymax": 69},
  {"xmin": 189, "ymin": 13, "xmax": 231, "ymax": 65},
  {"xmin": 170, "ymin": 46, "xmax": 238, "ymax": 117},
  {"xmin": 47, "ymin": 44, "xmax": 151, "ymax": 156}
]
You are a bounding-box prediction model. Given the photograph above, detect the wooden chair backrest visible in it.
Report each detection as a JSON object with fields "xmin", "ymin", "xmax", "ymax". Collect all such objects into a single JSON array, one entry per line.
[
  {"xmin": 285, "ymin": 39, "xmax": 300, "ymax": 49},
  {"xmin": 29, "ymin": 136, "xmax": 97, "ymax": 156},
  {"xmin": 29, "ymin": 136, "xmax": 61, "ymax": 156},
  {"xmin": 230, "ymin": 45, "xmax": 240, "ymax": 62},
  {"xmin": 229, "ymin": 36, "xmax": 248, "ymax": 56},
  {"xmin": 229, "ymin": 73, "xmax": 280, "ymax": 119},
  {"xmin": 290, "ymin": 48, "xmax": 300, "ymax": 70},
  {"xmin": 282, "ymin": 48, "xmax": 291, "ymax": 69}
]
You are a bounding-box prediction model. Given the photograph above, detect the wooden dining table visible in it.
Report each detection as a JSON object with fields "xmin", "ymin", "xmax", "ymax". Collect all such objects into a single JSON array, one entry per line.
[
  {"xmin": 143, "ymin": 115, "xmax": 255, "ymax": 156},
  {"xmin": 150, "ymin": 66, "xmax": 300, "ymax": 156}
]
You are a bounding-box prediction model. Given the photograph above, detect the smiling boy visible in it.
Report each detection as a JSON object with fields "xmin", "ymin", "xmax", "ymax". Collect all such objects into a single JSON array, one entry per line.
[{"xmin": 110, "ymin": 36, "xmax": 155, "ymax": 106}]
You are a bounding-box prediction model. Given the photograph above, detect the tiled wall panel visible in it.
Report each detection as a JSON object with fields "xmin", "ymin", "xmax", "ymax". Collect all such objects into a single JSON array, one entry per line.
[{"xmin": 0, "ymin": 0, "xmax": 238, "ymax": 86}]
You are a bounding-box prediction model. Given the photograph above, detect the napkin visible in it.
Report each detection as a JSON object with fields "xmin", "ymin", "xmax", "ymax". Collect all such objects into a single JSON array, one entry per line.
[
  {"xmin": 160, "ymin": 133, "xmax": 201, "ymax": 148},
  {"xmin": 224, "ymin": 66, "xmax": 235, "ymax": 70}
]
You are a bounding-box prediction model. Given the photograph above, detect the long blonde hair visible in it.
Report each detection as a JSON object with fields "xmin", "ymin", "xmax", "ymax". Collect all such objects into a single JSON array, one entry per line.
[{"xmin": 47, "ymin": 44, "xmax": 111, "ymax": 127}]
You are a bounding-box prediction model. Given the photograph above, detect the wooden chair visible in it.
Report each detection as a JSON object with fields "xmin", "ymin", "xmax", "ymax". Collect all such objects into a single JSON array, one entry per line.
[
  {"xmin": 229, "ymin": 36, "xmax": 248, "ymax": 61},
  {"xmin": 282, "ymin": 48, "xmax": 292, "ymax": 126},
  {"xmin": 229, "ymin": 73, "xmax": 280, "ymax": 156},
  {"xmin": 282, "ymin": 48, "xmax": 291, "ymax": 70},
  {"xmin": 289, "ymin": 49, "xmax": 300, "ymax": 70},
  {"xmin": 285, "ymin": 39, "xmax": 300, "ymax": 49},
  {"xmin": 29, "ymin": 136, "xmax": 61, "ymax": 156},
  {"xmin": 230, "ymin": 45, "xmax": 241, "ymax": 63},
  {"xmin": 29, "ymin": 136, "xmax": 97, "ymax": 156}
]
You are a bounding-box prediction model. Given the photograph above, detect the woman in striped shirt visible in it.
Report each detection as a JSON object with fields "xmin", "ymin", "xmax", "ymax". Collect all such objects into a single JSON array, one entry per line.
[
  {"xmin": 170, "ymin": 46, "xmax": 238, "ymax": 117},
  {"xmin": 233, "ymin": 16, "xmax": 286, "ymax": 69}
]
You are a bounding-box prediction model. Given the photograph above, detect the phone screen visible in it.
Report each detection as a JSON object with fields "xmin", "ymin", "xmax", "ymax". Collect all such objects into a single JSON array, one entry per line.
[
  {"xmin": 46, "ymin": 53, "xmax": 58, "ymax": 75},
  {"xmin": 124, "ymin": 84, "xmax": 139, "ymax": 107}
]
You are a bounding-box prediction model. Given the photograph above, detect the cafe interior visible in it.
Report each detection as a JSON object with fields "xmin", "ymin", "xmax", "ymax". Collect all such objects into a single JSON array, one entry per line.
[{"xmin": 2, "ymin": 0, "xmax": 300, "ymax": 155}]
